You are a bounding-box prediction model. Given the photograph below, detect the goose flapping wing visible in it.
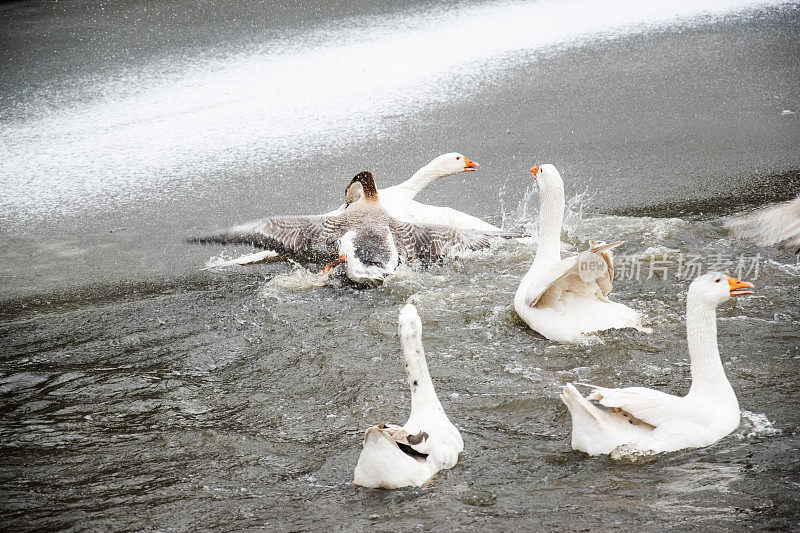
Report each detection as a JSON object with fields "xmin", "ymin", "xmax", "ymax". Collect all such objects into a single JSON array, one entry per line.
[
  {"xmin": 190, "ymin": 215, "xmax": 354, "ymax": 254},
  {"xmin": 388, "ymin": 220, "xmax": 520, "ymax": 266},
  {"xmin": 725, "ymin": 196, "xmax": 800, "ymax": 253},
  {"xmin": 190, "ymin": 214, "xmax": 351, "ymax": 255},
  {"xmin": 521, "ymin": 255, "xmax": 580, "ymax": 308},
  {"xmin": 589, "ymin": 240, "xmax": 616, "ymax": 296}
]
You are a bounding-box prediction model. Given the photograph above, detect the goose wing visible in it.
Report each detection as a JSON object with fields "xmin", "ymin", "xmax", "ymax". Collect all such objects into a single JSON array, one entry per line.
[
  {"xmin": 378, "ymin": 423, "xmax": 430, "ymax": 457},
  {"xmin": 585, "ymin": 385, "xmax": 686, "ymax": 428},
  {"xmin": 520, "ymin": 256, "xmax": 580, "ymax": 308},
  {"xmin": 201, "ymin": 250, "xmax": 279, "ymax": 270},
  {"xmin": 388, "ymin": 220, "xmax": 518, "ymax": 265},
  {"xmin": 589, "ymin": 240, "xmax": 618, "ymax": 296},
  {"xmin": 725, "ymin": 196, "xmax": 800, "ymax": 253},
  {"xmin": 191, "ymin": 214, "xmax": 351, "ymax": 255},
  {"xmin": 520, "ymin": 241, "xmax": 623, "ymax": 307}
]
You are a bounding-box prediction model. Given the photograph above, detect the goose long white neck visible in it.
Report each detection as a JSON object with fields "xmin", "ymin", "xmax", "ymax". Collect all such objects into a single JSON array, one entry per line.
[
  {"xmin": 685, "ymin": 296, "xmax": 732, "ymax": 394},
  {"xmin": 397, "ymin": 163, "xmax": 446, "ymax": 199},
  {"xmin": 534, "ymin": 182, "xmax": 565, "ymax": 266},
  {"xmin": 400, "ymin": 330, "xmax": 443, "ymax": 417}
]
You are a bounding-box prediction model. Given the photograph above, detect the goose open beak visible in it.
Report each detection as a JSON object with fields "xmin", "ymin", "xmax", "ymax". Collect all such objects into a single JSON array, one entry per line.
[
  {"xmin": 530, "ymin": 165, "xmax": 540, "ymax": 180},
  {"xmin": 463, "ymin": 157, "xmax": 479, "ymax": 172},
  {"xmin": 728, "ymin": 276, "xmax": 754, "ymax": 296}
]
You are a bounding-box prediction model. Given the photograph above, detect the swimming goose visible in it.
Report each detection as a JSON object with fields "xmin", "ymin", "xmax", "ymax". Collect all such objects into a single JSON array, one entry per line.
[
  {"xmin": 725, "ymin": 195, "xmax": 800, "ymax": 253},
  {"xmin": 353, "ymin": 303, "xmax": 463, "ymax": 488},
  {"xmin": 514, "ymin": 164, "xmax": 648, "ymax": 343},
  {"xmin": 193, "ymin": 172, "xmax": 518, "ymax": 285},
  {"xmin": 561, "ymin": 273, "xmax": 754, "ymax": 456},
  {"xmin": 325, "ymin": 153, "xmax": 502, "ymax": 231}
]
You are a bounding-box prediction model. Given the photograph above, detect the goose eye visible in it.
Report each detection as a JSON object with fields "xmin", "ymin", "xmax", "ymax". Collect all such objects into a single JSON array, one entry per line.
[
  {"xmin": 715, "ymin": 278, "xmax": 721, "ymax": 283},
  {"xmin": 456, "ymin": 156, "xmax": 461, "ymax": 160}
]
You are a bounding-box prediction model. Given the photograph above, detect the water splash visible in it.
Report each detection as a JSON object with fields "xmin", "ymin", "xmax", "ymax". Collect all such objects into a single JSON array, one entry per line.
[
  {"xmin": 738, "ymin": 410, "xmax": 780, "ymax": 439},
  {"xmin": 261, "ymin": 262, "xmax": 333, "ymax": 293},
  {"xmin": 203, "ymin": 250, "xmax": 279, "ymax": 270}
]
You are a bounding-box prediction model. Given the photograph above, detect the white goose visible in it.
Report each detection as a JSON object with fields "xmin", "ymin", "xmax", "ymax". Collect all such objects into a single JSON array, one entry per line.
[
  {"xmin": 514, "ymin": 164, "xmax": 648, "ymax": 343},
  {"xmin": 354, "ymin": 304, "xmax": 463, "ymax": 489},
  {"xmin": 326, "ymin": 153, "xmax": 501, "ymax": 231},
  {"xmin": 561, "ymin": 273, "xmax": 755, "ymax": 456}
]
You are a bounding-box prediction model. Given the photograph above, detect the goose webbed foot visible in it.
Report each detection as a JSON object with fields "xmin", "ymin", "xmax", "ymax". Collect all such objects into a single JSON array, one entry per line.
[
  {"xmin": 313, "ymin": 254, "xmax": 347, "ymax": 285},
  {"xmin": 322, "ymin": 254, "xmax": 347, "ymax": 275}
]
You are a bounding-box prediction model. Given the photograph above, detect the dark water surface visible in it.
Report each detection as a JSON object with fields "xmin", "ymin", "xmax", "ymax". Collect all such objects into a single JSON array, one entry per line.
[{"xmin": 1, "ymin": 1, "xmax": 799, "ymax": 531}]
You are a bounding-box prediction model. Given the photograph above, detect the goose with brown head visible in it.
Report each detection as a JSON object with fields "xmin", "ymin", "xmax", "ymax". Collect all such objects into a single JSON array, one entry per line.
[
  {"xmin": 347, "ymin": 171, "xmax": 379, "ymax": 203},
  {"xmin": 192, "ymin": 170, "xmax": 521, "ymax": 285}
]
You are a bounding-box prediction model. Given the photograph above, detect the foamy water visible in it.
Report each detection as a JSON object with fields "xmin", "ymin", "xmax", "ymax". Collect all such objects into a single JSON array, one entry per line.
[{"xmin": 0, "ymin": 0, "xmax": 788, "ymax": 222}]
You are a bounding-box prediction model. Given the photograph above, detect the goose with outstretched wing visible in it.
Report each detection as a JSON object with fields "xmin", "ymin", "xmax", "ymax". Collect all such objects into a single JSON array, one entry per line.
[{"xmin": 191, "ymin": 172, "xmax": 519, "ymax": 285}]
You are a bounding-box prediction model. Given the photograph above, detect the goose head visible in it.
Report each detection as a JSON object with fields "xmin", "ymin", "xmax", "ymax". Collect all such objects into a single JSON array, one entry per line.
[
  {"xmin": 347, "ymin": 171, "xmax": 379, "ymax": 203},
  {"xmin": 530, "ymin": 164, "xmax": 563, "ymax": 191},
  {"xmin": 398, "ymin": 303, "xmax": 423, "ymax": 344},
  {"xmin": 398, "ymin": 303, "xmax": 429, "ymax": 395},
  {"xmin": 344, "ymin": 180, "xmax": 363, "ymax": 206},
  {"xmin": 688, "ymin": 272, "xmax": 754, "ymax": 307},
  {"xmin": 427, "ymin": 152, "xmax": 479, "ymax": 178}
]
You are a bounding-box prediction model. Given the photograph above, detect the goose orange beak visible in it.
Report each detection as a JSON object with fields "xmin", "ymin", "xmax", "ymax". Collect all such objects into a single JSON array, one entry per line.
[
  {"xmin": 728, "ymin": 276, "xmax": 754, "ymax": 296},
  {"xmin": 463, "ymin": 157, "xmax": 479, "ymax": 172},
  {"xmin": 530, "ymin": 165, "xmax": 540, "ymax": 180}
]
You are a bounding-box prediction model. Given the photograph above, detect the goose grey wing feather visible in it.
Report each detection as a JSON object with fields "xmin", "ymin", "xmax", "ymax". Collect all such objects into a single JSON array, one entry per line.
[
  {"xmin": 389, "ymin": 220, "xmax": 518, "ymax": 265},
  {"xmin": 192, "ymin": 214, "xmax": 350, "ymax": 255}
]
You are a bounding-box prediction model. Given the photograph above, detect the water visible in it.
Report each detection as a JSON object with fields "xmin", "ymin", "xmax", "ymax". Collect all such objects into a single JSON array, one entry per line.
[
  {"xmin": 1, "ymin": 0, "xmax": 796, "ymax": 223},
  {"xmin": 1, "ymin": 0, "xmax": 799, "ymax": 530},
  {"xmin": 3, "ymin": 207, "xmax": 798, "ymax": 530}
]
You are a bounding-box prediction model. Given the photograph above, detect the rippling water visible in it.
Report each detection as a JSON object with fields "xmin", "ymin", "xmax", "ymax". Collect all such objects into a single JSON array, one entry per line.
[
  {"xmin": 2, "ymin": 197, "xmax": 799, "ymax": 530},
  {"xmin": 1, "ymin": 0, "xmax": 799, "ymax": 530}
]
